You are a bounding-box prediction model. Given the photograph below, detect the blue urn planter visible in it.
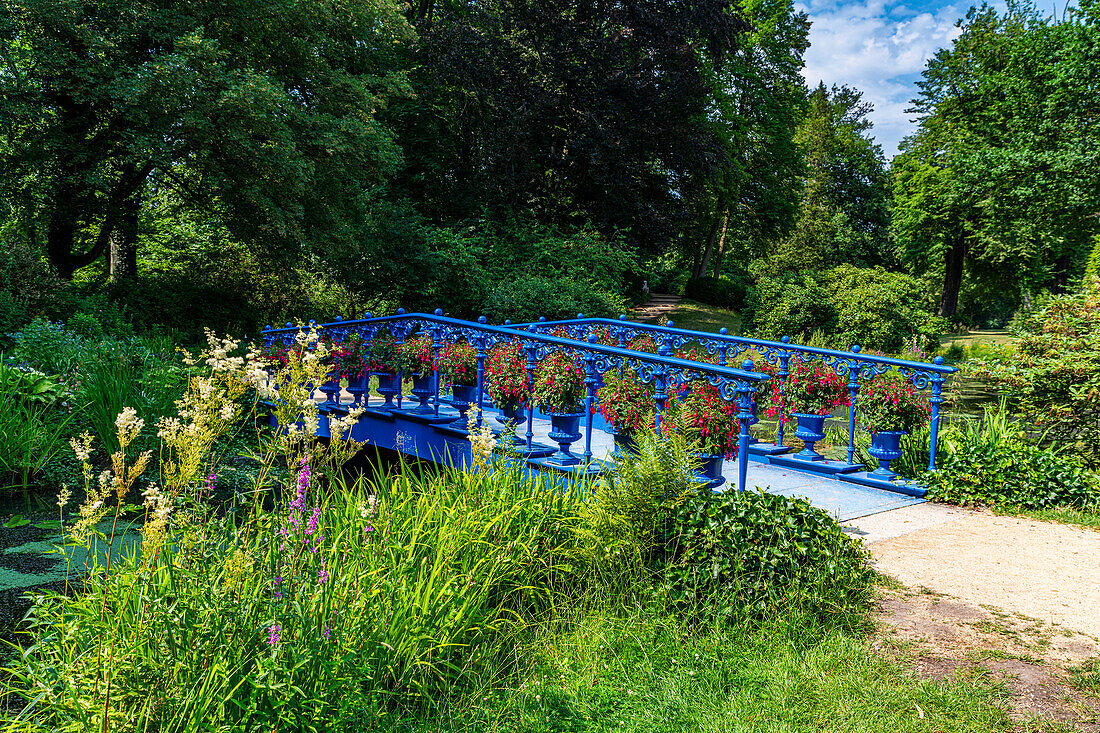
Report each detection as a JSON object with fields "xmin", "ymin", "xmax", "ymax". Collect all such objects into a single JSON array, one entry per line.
[
  {"xmin": 410, "ymin": 375, "xmax": 435, "ymax": 414},
  {"xmin": 868, "ymin": 430, "xmax": 907, "ymax": 480},
  {"xmin": 320, "ymin": 376, "xmax": 342, "ymax": 407},
  {"xmin": 376, "ymin": 373, "xmax": 400, "ymax": 409},
  {"xmin": 547, "ymin": 412, "xmax": 584, "ymax": 466},
  {"xmin": 346, "ymin": 373, "xmax": 368, "ymax": 405},
  {"xmin": 695, "ymin": 453, "xmax": 726, "ymax": 489},
  {"xmin": 792, "ymin": 412, "xmax": 828, "ymax": 461},
  {"xmin": 449, "ymin": 383, "xmax": 478, "ymax": 429},
  {"xmin": 495, "ymin": 404, "xmax": 527, "ymax": 445}
]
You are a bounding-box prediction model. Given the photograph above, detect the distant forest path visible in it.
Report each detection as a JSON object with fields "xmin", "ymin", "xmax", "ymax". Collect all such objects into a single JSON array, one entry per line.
[{"xmin": 629, "ymin": 293, "xmax": 682, "ymax": 323}]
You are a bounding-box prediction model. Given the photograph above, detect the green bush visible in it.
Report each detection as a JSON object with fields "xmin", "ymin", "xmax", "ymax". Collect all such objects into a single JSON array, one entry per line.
[
  {"xmin": 7, "ymin": 318, "xmax": 89, "ymax": 377},
  {"xmin": 661, "ymin": 489, "xmax": 872, "ymax": 622},
  {"xmin": 0, "ymin": 238, "xmax": 70, "ymax": 337},
  {"xmin": 971, "ymin": 277, "xmax": 1100, "ymax": 465},
  {"xmin": 484, "ymin": 274, "xmax": 626, "ymax": 323},
  {"xmin": 0, "ymin": 371, "xmax": 70, "ymax": 494},
  {"xmin": 744, "ymin": 272, "xmax": 835, "ymax": 341},
  {"xmin": 824, "ymin": 265, "xmax": 942, "ymax": 353},
  {"xmin": 684, "ymin": 272, "xmax": 749, "ymax": 310}
]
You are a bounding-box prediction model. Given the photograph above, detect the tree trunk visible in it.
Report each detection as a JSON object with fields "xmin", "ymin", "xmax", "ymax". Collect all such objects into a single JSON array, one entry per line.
[
  {"xmin": 46, "ymin": 202, "xmax": 79, "ymax": 280},
  {"xmin": 694, "ymin": 216, "xmax": 721, "ymax": 279},
  {"xmin": 108, "ymin": 195, "xmax": 139, "ymax": 283},
  {"xmin": 711, "ymin": 208, "xmax": 730, "ymax": 278},
  {"xmin": 938, "ymin": 237, "xmax": 966, "ymax": 317}
]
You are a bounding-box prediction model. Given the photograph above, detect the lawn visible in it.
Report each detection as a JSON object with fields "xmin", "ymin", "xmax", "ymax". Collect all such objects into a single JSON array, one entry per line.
[{"xmin": 637, "ymin": 299, "xmax": 742, "ymax": 335}]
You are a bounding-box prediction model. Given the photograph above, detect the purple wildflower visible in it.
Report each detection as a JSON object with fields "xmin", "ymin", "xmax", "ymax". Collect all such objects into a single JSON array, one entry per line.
[
  {"xmin": 306, "ymin": 507, "xmax": 321, "ymax": 536},
  {"xmin": 318, "ymin": 562, "xmax": 329, "ymax": 585},
  {"xmin": 321, "ymin": 623, "xmax": 331, "ymax": 641},
  {"xmin": 292, "ymin": 458, "xmax": 310, "ymax": 511},
  {"xmin": 267, "ymin": 623, "xmax": 281, "ymax": 647},
  {"xmin": 204, "ymin": 472, "xmax": 217, "ymax": 493}
]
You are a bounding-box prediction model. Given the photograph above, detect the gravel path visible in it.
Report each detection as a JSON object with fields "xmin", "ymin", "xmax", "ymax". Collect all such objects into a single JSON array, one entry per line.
[{"xmin": 868, "ymin": 508, "xmax": 1100, "ymax": 638}]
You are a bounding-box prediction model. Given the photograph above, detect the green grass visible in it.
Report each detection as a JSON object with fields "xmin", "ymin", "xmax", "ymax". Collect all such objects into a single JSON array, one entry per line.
[
  {"xmin": 414, "ymin": 602, "xmax": 1013, "ymax": 732},
  {"xmin": 1019, "ymin": 505, "xmax": 1100, "ymax": 532},
  {"xmin": 641, "ymin": 299, "xmax": 741, "ymax": 335}
]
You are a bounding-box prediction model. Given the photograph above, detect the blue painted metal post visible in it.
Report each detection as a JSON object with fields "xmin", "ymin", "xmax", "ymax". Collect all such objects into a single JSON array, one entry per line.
[
  {"xmin": 928, "ymin": 356, "xmax": 946, "ymax": 471},
  {"xmin": 616, "ymin": 314, "xmax": 627, "ymax": 348},
  {"xmin": 653, "ymin": 367, "xmax": 669, "ymax": 432},
  {"xmin": 847, "ymin": 345, "xmax": 861, "ymax": 465},
  {"xmin": 777, "ymin": 336, "xmax": 791, "ymax": 446},
  {"xmin": 582, "ymin": 334, "xmax": 598, "ymax": 464},
  {"xmin": 431, "ymin": 310, "xmax": 444, "ymax": 417},
  {"xmin": 524, "ymin": 333, "xmax": 538, "ymax": 451},
  {"xmin": 658, "ymin": 321, "xmax": 674, "ymax": 357},
  {"xmin": 717, "ymin": 328, "xmax": 729, "ymax": 367},
  {"xmin": 475, "ymin": 317, "xmax": 488, "ymax": 429},
  {"xmin": 737, "ymin": 359, "xmax": 756, "ymax": 493},
  {"xmin": 394, "ymin": 309, "xmax": 406, "ymax": 409}
]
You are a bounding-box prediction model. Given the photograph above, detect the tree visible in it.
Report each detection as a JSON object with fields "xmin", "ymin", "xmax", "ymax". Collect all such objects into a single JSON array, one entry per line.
[
  {"xmin": 892, "ymin": 1, "xmax": 1100, "ymax": 318},
  {"xmin": 769, "ymin": 83, "xmax": 890, "ymax": 273},
  {"xmin": 391, "ymin": 0, "xmax": 751, "ymax": 256},
  {"xmin": 0, "ymin": 0, "xmax": 413, "ymax": 279}
]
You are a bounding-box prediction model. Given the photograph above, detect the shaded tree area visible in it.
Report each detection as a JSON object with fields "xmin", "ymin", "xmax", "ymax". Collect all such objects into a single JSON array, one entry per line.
[{"xmin": 892, "ymin": 0, "xmax": 1100, "ymax": 321}]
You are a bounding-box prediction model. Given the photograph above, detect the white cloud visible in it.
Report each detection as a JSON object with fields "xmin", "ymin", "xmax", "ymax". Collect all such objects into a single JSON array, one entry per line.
[{"xmin": 796, "ymin": 0, "xmax": 969, "ymax": 158}]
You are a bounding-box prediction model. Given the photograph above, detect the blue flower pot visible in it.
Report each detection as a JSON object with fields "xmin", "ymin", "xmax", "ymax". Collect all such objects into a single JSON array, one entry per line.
[
  {"xmin": 346, "ymin": 373, "xmax": 368, "ymax": 405},
  {"xmin": 320, "ymin": 376, "xmax": 342, "ymax": 407},
  {"xmin": 495, "ymin": 404, "xmax": 527, "ymax": 445},
  {"xmin": 792, "ymin": 412, "xmax": 827, "ymax": 461},
  {"xmin": 376, "ymin": 373, "xmax": 399, "ymax": 409},
  {"xmin": 449, "ymin": 383, "xmax": 478, "ymax": 429},
  {"xmin": 547, "ymin": 412, "xmax": 584, "ymax": 466},
  {"xmin": 410, "ymin": 375, "xmax": 435, "ymax": 414},
  {"xmin": 695, "ymin": 453, "xmax": 726, "ymax": 489},
  {"xmin": 868, "ymin": 430, "xmax": 907, "ymax": 480}
]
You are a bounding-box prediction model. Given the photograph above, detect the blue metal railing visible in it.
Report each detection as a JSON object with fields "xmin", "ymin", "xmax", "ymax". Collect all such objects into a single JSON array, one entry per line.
[
  {"xmin": 261, "ymin": 311, "xmax": 772, "ymax": 493},
  {"xmin": 510, "ymin": 314, "xmax": 957, "ymax": 472}
]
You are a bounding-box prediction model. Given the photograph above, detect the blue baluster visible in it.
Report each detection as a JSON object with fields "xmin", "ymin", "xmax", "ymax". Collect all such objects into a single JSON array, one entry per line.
[
  {"xmin": 431, "ymin": 311, "xmax": 443, "ymax": 417},
  {"xmin": 574, "ymin": 313, "xmax": 585, "ymax": 342},
  {"xmin": 737, "ymin": 359, "xmax": 756, "ymax": 493},
  {"xmin": 777, "ymin": 336, "xmax": 791, "ymax": 446},
  {"xmin": 659, "ymin": 321, "xmax": 674, "ymax": 357},
  {"xmin": 476, "ymin": 317, "xmax": 488, "ymax": 429},
  {"xmin": 393, "ymin": 320, "xmax": 406, "ymax": 410},
  {"xmin": 524, "ymin": 334, "xmax": 538, "ymax": 451},
  {"xmin": 582, "ymin": 334, "xmax": 598, "ymax": 465},
  {"xmin": 847, "ymin": 345, "xmax": 861, "ymax": 466},
  {"xmin": 928, "ymin": 356, "xmax": 946, "ymax": 471},
  {"xmin": 718, "ymin": 328, "xmax": 729, "ymax": 367},
  {"xmin": 653, "ymin": 366, "xmax": 669, "ymax": 431}
]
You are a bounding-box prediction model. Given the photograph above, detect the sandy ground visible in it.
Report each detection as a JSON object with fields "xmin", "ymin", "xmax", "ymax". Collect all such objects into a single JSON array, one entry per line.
[{"xmin": 868, "ymin": 508, "xmax": 1100, "ymax": 639}]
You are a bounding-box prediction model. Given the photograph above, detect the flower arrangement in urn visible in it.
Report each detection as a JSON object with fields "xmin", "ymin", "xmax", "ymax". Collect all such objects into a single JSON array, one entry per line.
[
  {"xmin": 398, "ymin": 335, "xmax": 434, "ymax": 380},
  {"xmin": 665, "ymin": 381, "xmax": 739, "ymax": 459},
  {"xmin": 436, "ymin": 340, "xmax": 478, "ymax": 386},
  {"xmin": 597, "ymin": 367, "xmax": 654, "ymax": 438},
  {"xmin": 485, "ymin": 341, "xmax": 528, "ymax": 413},
  {"xmin": 859, "ymin": 371, "xmax": 930, "ymax": 434},
  {"xmin": 365, "ymin": 330, "xmax": 399, "ymax": 375},
  {"xmin": 766, "ymin": 359, "xmax": 848, "ymax": 419},
  {"xmin": 531, "ymin": 352, "xmax": 585, "ymax": 415}
]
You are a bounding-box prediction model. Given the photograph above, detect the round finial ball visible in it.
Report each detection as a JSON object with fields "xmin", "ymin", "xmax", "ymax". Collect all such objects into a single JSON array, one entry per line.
[
  {"xmin": 264, "ymin": 324, "xmax": 271, "ymax": 331},
  {"xmin": 335, "ymin": 315, "xmax": 342, "ymax": 322},
  {"xmin": 285, "ymin": 322, "xmax": 293, "ymax": 328},
  {"xmin": 719, "ymin": 327, "xmax": 728, "ymax": 335},
  {"xmin": 309, "ymin": 319, "xmax": 316, "ymax": 326},
  {"xmin": 742, "ymin": 358, "xmax": 754, "ymax": 371},
  {"xmin": 666, "ymin": 320, "xmax": 673, "ymax": 328},
  {"xmin": 539, "ymin": 316, "xmax": 546, "ymax": 322},
  {"xmin": 434, "ymin": 308, "xmax": 443, "ymax": 316},
  {"xmin": 505, "ymin": 319, "xmax": 511, "ymax": 325},
  {"xmin": 934, "ymin": 356, "xmax": 945, "ymax": 365},
  {"xmin": 619, "ymin": 314, "xmax": 627, "ymax": 320},
  {"xmin": 397, "ymin": 307, "xmax": 405, "ymax": 315},
  {"xmin": 852, "ymin": 344, "xmax": 861, "ymax": 353},
  {"xmin": 365, "ymin": 312, "xmax": 372, "ymax": 319},
  {"xmin": 587, "ymin": 333, "xmax": 597, "ymax": 343},
  {"xmin": 781, "ymin": 335, "xmax": 790, "ymax": 344},
  {"xmin": 577, "ymin": 313, "xmax": 584, "ymax": 319},
  {"xmin": 478, "ymin": 316, "xmax": 487, "ymax": 324}
]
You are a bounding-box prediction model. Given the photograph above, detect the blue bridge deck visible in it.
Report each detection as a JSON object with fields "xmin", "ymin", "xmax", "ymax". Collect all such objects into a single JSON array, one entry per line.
[{"xmin": 314, "ymin": 393, "xmax": 925, "ymax": 523}]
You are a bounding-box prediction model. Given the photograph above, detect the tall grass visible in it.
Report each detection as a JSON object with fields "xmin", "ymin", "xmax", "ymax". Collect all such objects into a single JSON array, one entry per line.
[{"xmin": 0, "ymin": 373, "xmax": 70, "ymax": 495}]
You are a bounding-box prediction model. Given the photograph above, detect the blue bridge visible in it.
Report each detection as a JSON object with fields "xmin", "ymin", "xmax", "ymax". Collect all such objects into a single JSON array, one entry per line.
[{"xmin": 261, "ymin": 311, "xmax": 956, "ymax": 521}]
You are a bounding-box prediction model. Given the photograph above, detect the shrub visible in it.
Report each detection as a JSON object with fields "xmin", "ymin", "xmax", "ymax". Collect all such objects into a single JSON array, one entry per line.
[
  {"xmin": 0, "ymin": 374, "xmax": 70, "ymax": 494},
  {"xmin": 484, "ymin": 274, "xmax": 626, "ymax": 324},
  {"xmin": 824, "ymin": 265, "xmax": 943, "ymax": 353},
  {"xmin": 744, "ymin": 272, "xmax": 836, "ymax": 341},
  {"xmin": 684, "ymin": 272, "xmax": 749, "ymax": 310},
  {"xmin": 971, "ymin": 276, "xmax": 1100, "ymax": 465},
  {"xmin": 7, "ymin": 318, "xmax": 89, "ymax": 377},
  {"xmin": 662, "ymin": 489, "xmax": 872, "ymax": 622},
  {"xmin": 0, "ymin": 238, "xmax": 69, "ymax": 336}
]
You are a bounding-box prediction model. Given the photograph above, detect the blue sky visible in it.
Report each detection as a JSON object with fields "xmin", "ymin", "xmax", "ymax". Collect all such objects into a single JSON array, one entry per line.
[{"xmin": 797, "ymin": 0, "xmax": 974, "ymax": 158}]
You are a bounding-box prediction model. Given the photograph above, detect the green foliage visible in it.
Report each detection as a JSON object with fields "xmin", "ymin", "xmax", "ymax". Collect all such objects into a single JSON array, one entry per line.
[
  {"xmin": 0, "ymin": 238, "xmax": 70, "ymax": 337},
  {"xmin": 746, "ymin": 267, "xmax": 942, "ymax": 352},
  {"xmin": 970, "ymin": 277, "xmax": 1100, "ymax": 464},
  {"xmin": 0, "ymin": 361, "xmax": 67, "ymax": 406},
  {"xmin": 486, "ymin": 276, "xmax": 626, "ymax": 324},
  {"xmin": 925, "ymin": 403, "xmax": 1100, "ymax": 510},
  {"xmin": 575, "ymin": 431, "xmax": 697, "ymax": 586},
  {"xmin": 662, "ymin": 489, "xmax": 872, "ymax": 622},
  {"xmin": 0, "ymin": 372, "xmax": 70, "ymax": 494},
  {"xmin": 7, "ymin": 318, "xmax": 89, "ymax": 377},
  {"xmin": 530, "ymin": 352, "xmax": 585, "ymax": 414},
  {"xmin": 684, "ymin": 273, "xmax": 749, "ymax": 310}
]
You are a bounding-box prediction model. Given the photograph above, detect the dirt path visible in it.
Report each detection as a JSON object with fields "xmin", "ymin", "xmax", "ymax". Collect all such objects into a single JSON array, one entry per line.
[
  {"xmin": 869, "ymin": 509, "xmax": 1100, "ymax": 638},
  {"xmin": 867, "ymin": 508, "xmax": 1100, "ymax": 729},
  {"xmin": 629, "ymin": 293, "xmax": 681, "ymax": 323}
]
